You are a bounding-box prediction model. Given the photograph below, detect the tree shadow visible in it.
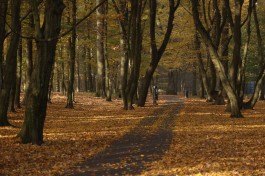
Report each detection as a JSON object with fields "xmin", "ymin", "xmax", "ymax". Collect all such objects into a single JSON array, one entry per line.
[{"xmin": 62, "ymin": 99, "xmax": 182, "ymax": 176}]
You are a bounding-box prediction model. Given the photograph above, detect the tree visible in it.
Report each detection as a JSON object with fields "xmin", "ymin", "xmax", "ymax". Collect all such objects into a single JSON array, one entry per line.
[
  {"xmin": 138, "ymin": 0, "xmax": 180, "ymax": 107},
  {"xmin": 66, "ymin": 0, "xmax": 77, "ymax": 108},
  {"xmin": 245, "ymin": 0, "xmax": 265, "ymax": 109},
  {"xmin": 15, "ymin": 39, "xmax": 23, "ymax": 108},
  {"xmin": 96, "ymin": 0, "xmax": 106, "ymax": 97},
  {"xmin": 0, "ymin": 0, "xmax": 8, "ymax": 89},
  {"xmin": 112, "ymin": 0, "xmax": 146, "ymax": 109},
  {"xmin": 18, "ymin": 0, "xmax": 65, "ymax": 145},
  {"xmin": 24, "ymin": 12, "xmax": 34, "ymax": 104},
  {"xmin": 0, "ymin": 0, "xmax": 22, "ymax": 126},
  {"xmin": 191, "ymin": 0, "xmax": 243, "ymax": 117}
]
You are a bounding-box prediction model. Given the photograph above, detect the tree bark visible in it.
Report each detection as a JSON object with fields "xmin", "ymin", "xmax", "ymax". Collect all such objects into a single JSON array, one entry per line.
[{"xmin": 18, "ymin": 0, "xmax": 65, "ymax": 145}]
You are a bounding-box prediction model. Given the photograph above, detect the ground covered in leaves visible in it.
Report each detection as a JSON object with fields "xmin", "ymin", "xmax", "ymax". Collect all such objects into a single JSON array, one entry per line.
[{"xmin": 1, "ymin": 93, "xmax": 265, "ymax": 175}]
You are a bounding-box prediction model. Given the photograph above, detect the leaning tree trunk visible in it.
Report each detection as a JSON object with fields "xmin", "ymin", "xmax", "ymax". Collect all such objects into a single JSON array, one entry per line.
[
  {"xmin": 191, "ymin": 0, "xmax": 242, "ymax": 117},
  {"xmin": 260, "ymin": 80, "xmax": 265, "ymax": 100},
  {"xmin": 0, "ymin": 0, "xmax": 8, "ymax": 89},
  {"xmin": 0, "ymin": 0, "xmax": 21, "ymax": 126},
  {"xmin": 245, "ymin": 1, "xmax": 265, "ymax": 109},
  {"xmin": 18, "ymin": 0, "xmax": 65, "ymax": 145},
  {"xmin": 195, "ymin": 31, "xmax": 212, "ymax": 100}
]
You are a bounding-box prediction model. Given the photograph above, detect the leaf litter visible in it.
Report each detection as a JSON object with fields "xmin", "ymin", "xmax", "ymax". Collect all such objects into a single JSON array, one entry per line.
[{"xmin": 1, "ymin": 93, "xmax": 265, "ymax": 175}]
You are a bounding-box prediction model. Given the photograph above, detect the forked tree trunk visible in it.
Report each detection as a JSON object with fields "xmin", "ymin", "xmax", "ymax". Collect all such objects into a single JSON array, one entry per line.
[
  {"xmin": 138, "ymin": 0, "xmax": 180, "ymax": 107},
  {"xmin": 0, "ymin": 0, "xmax": 21, "ymax": 126},
  {"xmin": 125, "ymin": 0, "xmax": 144, "ymax": 110},
  {"xmin": 18, "ymin": 0, "xmax": 65, "ymax": 145}
]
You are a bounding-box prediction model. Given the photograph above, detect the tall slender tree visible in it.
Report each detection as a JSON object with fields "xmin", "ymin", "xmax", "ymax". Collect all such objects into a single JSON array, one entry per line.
[
  {"xmin": 96, "ymin": 0, "xmax": 106, "ymax": 97},
  {"xmin": 66, "ymin": 0, "xmax": 77, "ymax": 108},
  {"xmin": 15, "ymin": 39, "xmax": 23, "ymax": 108}
]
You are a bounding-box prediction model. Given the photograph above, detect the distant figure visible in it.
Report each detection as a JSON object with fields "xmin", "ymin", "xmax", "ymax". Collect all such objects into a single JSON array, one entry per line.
[{"xmin": 152, "ymin": 85, "xmax": 158, "ymax": 105}]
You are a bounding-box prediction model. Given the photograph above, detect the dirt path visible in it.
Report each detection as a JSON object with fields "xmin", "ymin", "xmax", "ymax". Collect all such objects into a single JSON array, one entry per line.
[{"xmin": 62, "ymin": 95, "xmax": 183, "ymax": 176}]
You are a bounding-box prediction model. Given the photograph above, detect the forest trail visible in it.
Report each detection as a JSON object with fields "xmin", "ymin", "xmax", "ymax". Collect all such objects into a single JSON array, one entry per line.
[{"xmin": 62, "ymin": 95, "xmax": 183, "ymax": 176}]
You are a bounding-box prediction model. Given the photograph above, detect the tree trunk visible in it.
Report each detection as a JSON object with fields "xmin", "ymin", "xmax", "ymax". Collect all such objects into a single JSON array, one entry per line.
[
  {"xmin": 0, "ymin": 0, "xmax": 21, "ymax": 126},
  {"xmin": 0, "ymin": 0, "xmax": 8, "ymax": 90},
  {"xmin": 245, "ymin": 0, "xmax": 265, "ymax": 108},
  {"xmin": 260, "ymin": 79, "xmax": 265, "ymax": 100},
  {"xmin": 191, "ymin": 0, "xmax": 242, "ymax": 117},
  {"xmin": 55, "ymin": 61, "xmax": 60, "ymax": 92},
  {"xmin": 77, "ymin": 59, "xmax": 81, "ymax": 92},
  {"xmin": 9, "ymin": 81, "xmax": 16, "ymax": 112},
  {"xmin": 125, "ymin": 0, "xmax": 144, "ymax": 110},
  {"xmin": 24, "ymin": 13, "xmax": 34, "ymax": 104},
  {"xmin": 192, "ymin": 65, "xmax": 197, "ymax": 96},
  {"xmin": 229, "ymin": 0, "xmax": 243, "ymax": 98},
  {"xmin": 167, "ymin": 70, "xmax": 177, "ymax": 94},
  {"xmin": 66, "ymin": 0, "xmax": 77, "ymax": 108},
  {"xmin": 15, "ymin": 39, "xmax": 22, "ymax": 108},
  {"xmin": 104, "ymin": 5, "xmax": 112, "ymax": 101},
  {"xmin": 87, "ymin": 48, "xmax": 94, "ymax": 92},
  {"xmin": 96, "ymin": 0, "xmax": 106, "ymax": 97},
  {"xmin": 61, "ymin": 57, "xmax": 66, "ymax": 95},
  {"xmin": 18, "ymin": 0, "xmax": 65, "ymax": 145},
  {"xmin": 48, "ymin": 69, "xmax": 54, "ymax": 103}
]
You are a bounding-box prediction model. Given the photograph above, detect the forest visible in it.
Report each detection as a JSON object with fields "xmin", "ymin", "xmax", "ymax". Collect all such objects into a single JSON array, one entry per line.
[{"xmin": 1, "ymin": 0, "xmax": 265, "ymax": 175}]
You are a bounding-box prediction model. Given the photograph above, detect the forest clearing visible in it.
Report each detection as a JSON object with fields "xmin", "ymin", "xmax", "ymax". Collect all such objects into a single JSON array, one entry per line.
[{"xmin": 1, "ymin": 93, "xmax": 265, "ymax": 175}]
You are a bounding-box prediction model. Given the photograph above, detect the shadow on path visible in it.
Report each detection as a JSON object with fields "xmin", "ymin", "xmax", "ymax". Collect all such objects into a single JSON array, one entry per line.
[{"xmin": 62, "ymin": 96, "xmax": 183, "ymax": 176}]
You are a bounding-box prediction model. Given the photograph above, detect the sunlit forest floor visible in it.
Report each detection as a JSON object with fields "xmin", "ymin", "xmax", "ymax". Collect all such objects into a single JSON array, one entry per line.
[{"xmin": 1, "ymin": 93, "xmax": 265, "ymax": 175}]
